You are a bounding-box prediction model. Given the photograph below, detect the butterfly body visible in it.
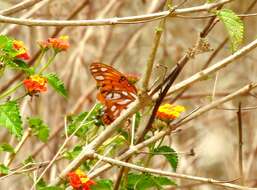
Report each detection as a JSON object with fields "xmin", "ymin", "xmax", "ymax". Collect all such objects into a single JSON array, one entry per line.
[{"xmin": 90, "ymin": 62, "xmax": 137, "ymax": 125}]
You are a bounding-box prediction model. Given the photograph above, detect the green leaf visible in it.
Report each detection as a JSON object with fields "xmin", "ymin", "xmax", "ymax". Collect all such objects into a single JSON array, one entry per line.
[
  {"xmin": 36, "ymin": 179, "xmax": 64, "ymax": 190},
  {"xmin": 154, "ymin": 146, "xmax": 178, "ymax": 171},
  {"xmin": 64, "ymin": 145, "xmax": 82, "ymax": 160},
  {"xmin": 28, "ymin": 117, "xmax": 50, "ymax": 142},
  {"xmin": 0, "ymin": 143, "xmax": 15, "ymax": 153},
  {"xmin": 98, "ymin": 135, "xmax": 127, "ymax": 156},
  {"xmin": 45, "ymin": 73, "xmax": 68, "ymax": 98},
  {"xmin": 0, "ymin": 164, "xmax": 9, "ymax": 175},
  {"xmin": 12, "ymin": 59, "xmax": 34, "ymax": 75},
  {"xmin": 0, "ymin": 101, "xmax": 23, "ymax": 139},
  {"xmin": 216, "ymin": 9, "xmax": 244, "ymax": 52},
  {"xmin": 68, "ymin": 103, "xmax": 103, "ymax": 138},
  {"xmin": 127, "ymin": 173, "xmax": 176, "ymax": 190},
  {"xmin": 133, "ymin": 112, "xmax": 141, "ymax": 129},
  {"xmin": 0, "ymin": 35, "xmax": 9, "ymax": 49},
  {"xmin": 23, "ymin": 155, "xmax": 35, "ymax": 165},
  {"xmin": 91, "ymin": 179, "xmax": 113, "ymax": 190}
]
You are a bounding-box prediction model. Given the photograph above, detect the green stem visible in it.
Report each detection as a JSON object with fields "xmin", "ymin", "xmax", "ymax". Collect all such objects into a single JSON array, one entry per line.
[
  {"xmin": 38, "ymin": 52, "xmax": 57, "ymax": 74},
  {"xmin": 13, "ymin": 93, "xmax": 28, "ymax": 102},
  {"xmin": 0, "ymin": 81, "xmax": 23, "ymax": 100},
  {"xmin": 33, "ymin": 49, "xmax": 46, "ymax": 69}
]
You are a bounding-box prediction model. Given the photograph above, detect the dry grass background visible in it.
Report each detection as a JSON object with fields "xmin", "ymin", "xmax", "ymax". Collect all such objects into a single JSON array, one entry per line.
[{"xmin": 0, "ymin": 0, "xmax": 257, "ymax": 189}]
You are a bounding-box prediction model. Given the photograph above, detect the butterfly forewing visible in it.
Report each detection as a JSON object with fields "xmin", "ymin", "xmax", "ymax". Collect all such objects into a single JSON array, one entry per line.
[{"xmin": 90, "ymin": 62, "xmax": 137, "ymax": 125}]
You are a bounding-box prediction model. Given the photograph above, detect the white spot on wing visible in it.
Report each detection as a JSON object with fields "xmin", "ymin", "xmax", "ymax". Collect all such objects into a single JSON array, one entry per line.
[
  {"xmin": 95, "ymin": 76, "xmax": 104, "ymax": 80},
  {"xmin": 111, "ymin": 105, "xmax": 117, "ymax": 112},
  {"xmin": 106, "ymin": 93, "xmax": 121, "ymax": 100},
  {"xmin": 91, "ymin": 69, "xmax": 98, "ymax": 72},
  {"xmin": 100, "ymin": 67, "xmax": 108, "ymax": 72},
  {"xmin": 114, "ymin": 109, "xmax": 120, "ymax": 116},
  {"xmin": 117, "ymin": 99, "xmax": 131, "ymax": 105},
  {"xmin": 122, "ymin": 91, "xmax": 128, "ymax": 96},
  {"xmin": 130, "ymin": 92, "xmax": 137, "ymax": 99}
]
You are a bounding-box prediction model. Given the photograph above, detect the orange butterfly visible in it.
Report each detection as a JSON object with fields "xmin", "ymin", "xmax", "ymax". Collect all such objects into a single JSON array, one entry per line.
[{"xmin": 90, "ymin": 62, "xmax": 137, "ymax": 125}]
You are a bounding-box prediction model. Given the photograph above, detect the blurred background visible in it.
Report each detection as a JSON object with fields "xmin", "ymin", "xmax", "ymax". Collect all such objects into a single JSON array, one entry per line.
[{"xmin": 0, "ymin": 0, "xmax": 257, "ymax": 189}]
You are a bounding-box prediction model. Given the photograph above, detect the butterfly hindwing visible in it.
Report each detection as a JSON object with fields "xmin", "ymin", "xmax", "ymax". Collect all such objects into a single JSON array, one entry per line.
[{"xmin": 90, "ymin": 62, "xmax": 137, "ymax": 124}]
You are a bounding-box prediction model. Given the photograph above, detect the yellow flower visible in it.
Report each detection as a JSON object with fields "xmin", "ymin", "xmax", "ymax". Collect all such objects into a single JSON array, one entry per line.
[{"xmin": 156, "ymin": 103, "xmax": 185, "ymax": 121}]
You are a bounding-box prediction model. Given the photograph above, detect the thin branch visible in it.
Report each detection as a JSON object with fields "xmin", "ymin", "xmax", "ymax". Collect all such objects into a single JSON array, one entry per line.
[
  {"xmin": 31, "ymin": 104, "xmax": 97, "ymax": 189},
  {"xmin": 237, "ymin": 102, "xmax": 244, "ymax": 185},
  {"xmin": 49, "ymin": 98, "xmax": 149, "ymax": 186},
  {"xmin": 0, "ymin": 0, "xmax": 233, "ymax": 26},
  {"xmin": 165, "ymin": 38, "xmax": 257, "ymax": 98},
  {"xmin": 4, "ymin": 129, "xmax": 31, "ymax": 167},
  {"xmin": 140, "ymin": 18, "xmax": 165, "ymax": 91},
  {"xmin": 92, "ymin": 153, "xmax": 256, "ymax": 190},
  {"xmin": 89, "ymin": 83, "xmax": 257, "ymax": 181},
  {"xmin": 0, "ymin": 0, "xmax": 44, "ymax": 16},
  {"xmin": 50, "ymin": 31, "xmax": 257, "ymax": 187}
]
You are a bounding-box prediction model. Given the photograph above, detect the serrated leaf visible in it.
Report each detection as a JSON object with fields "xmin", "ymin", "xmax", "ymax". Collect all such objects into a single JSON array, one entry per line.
[
  {"xmin": 45, "ymin": 73, "xmax": 68, "ymax": 98},
  {"xmin": 216, "ymin": 9, "xmax": 244, "ymax": 52},
  {"xmin": 154, "ymin": 146, "xmax": 178, "ymax": 171},
  {"xmin": 0, "ymin": 164, "xmax": 9, "ymax": 175},
  {"xmin": 91, "ymin": 179, "xmax": 113, "ymax": 190},
  {"xmin": 0, "ymin": 143, "xmax": 15, "ymax": 153},
  {"xmin": 0, "ymin": 101, "xmax": 23, "ymax": 139},
  {"xmin": 127, "ymin": 173, "xmax": 176, "ymax": 190},
  {"xmin": 28, "ymin": 117, "xmax": 50, "ymax": 142}
]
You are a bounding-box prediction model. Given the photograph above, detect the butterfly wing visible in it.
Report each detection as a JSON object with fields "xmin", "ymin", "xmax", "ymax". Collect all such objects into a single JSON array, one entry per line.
[
  {"xmin": 90, "ymin": 62, "xmax": 137, "ymax": 94},
  {"xmin": 90, "ymin": 62, "xmax": 137, "ymax": 124}
]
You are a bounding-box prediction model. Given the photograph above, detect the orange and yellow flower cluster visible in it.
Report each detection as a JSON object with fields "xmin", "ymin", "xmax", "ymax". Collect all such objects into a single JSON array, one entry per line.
[
  {"xmin": 39, "ymin": 36, "xmax": 70, "ymax": 52},
  {"xmin": 156, "ymin": 103, "xmax": 185, "ymax": 121},
  {"xmin": 13, "ymin": 40, "xmax": 30, "ymax": 60},
  {"xmin": 23, "ymin": 75, "xmax": 47, "ymax": 95},
  {"xmin": 67, "ymin": 169, "xmax": 95, "ymax": 190}
]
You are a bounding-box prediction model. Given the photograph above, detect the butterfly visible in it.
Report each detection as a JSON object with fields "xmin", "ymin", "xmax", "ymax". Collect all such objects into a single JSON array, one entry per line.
[{"xmin": 90, "ymin": 62, "xmax": 137, "ymax": 125}]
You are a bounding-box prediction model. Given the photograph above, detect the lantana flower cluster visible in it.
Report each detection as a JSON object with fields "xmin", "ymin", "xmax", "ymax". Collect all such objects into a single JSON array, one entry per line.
[
  {"xmin": 23, "ymin": 74, "xmax": 47, "ymax": 95},
  {"xmin": 19, "ymin": 36, "xmax": 70, "ymax": 96},
  {"xmin": 38, "ymin": 36, "xmax": 70, "ymax": 52},
  {"xmin": 13, "ymin": 40, "xmax": 30, "ymax": 60},
  {"xmin": 67, "ymin": 169, "xmax": 96, "ymax": 190}
]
